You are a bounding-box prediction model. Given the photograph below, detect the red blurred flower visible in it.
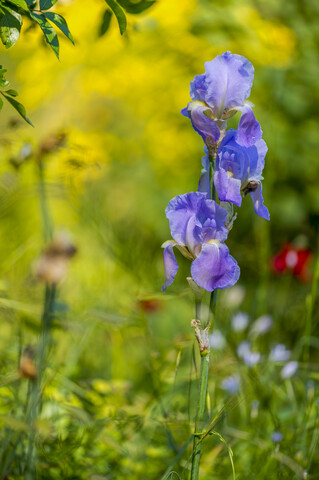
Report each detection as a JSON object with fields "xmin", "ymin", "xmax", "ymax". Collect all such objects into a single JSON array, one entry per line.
[
  {"xmin": 137, "ymin": 298, "xmax": 162, "ymax": 314},
  {"xmin": 272, "ymin": 244, "xmax": 313, "ymax": 282}
]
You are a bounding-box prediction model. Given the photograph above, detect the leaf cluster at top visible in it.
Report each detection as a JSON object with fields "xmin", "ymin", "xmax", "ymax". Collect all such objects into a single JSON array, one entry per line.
[
  {"xmin": 101, "ymin": 0, "xmax": 155, "ymax": 37},
  {"xmin": 0, "ymin": 0, "xmax": 74, "ymax": 125},
  {"xmin": 0, "ymin": 0, "xmax": 73, "ymax": 57},
  {"xmin": 0, "ymin": 0, "xmax": 157, "ymax": 125}
]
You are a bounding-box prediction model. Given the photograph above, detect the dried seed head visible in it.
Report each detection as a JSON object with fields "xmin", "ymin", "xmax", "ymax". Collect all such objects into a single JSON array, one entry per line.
[
  {"xmin": 34, "ymin": 232, "xmax": 77, "ymax": 285},
  {"xmin": 19, "ymin": 346, "xmax": 37, "ymax": 380}
]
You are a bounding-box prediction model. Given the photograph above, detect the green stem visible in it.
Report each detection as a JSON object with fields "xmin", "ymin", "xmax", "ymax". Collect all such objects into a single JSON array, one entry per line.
[
  {"xmin": 190, "ymin": 148, "xmax": 220, "ymax": 478},
  {"xmin": 208, "ymin": 153, "xmax": 218, "ymax": 326},
  {"xmin": 25, "ymin": 284, "xmax": 56, "ymax": 478},
  {"xmin": 303, "ymin": 246, "xmax": 319, "ymax": 363},
  {"xmin": 190, "ymin": 348, "xmax": 210, "ymax": 480},
  {"xmin": 25, "ymin": 159, "xmax": 55, "ymax": 478},
  {"xmin": 38, "ymin": 159, "xmax": 53, "ymax": 242}
]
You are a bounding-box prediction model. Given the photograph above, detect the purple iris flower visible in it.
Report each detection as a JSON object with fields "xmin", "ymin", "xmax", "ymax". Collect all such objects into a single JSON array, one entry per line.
[
  {"xmin": 161, "ymin": 192, "xmax": 240, "ymax": 292},
  {"xmin": 214, "ymin": 126, "xmax": 270, "ymax": 220},
  {"xmin": 181, "ymin": 52, "xmax": 256, "ymax": 144}
]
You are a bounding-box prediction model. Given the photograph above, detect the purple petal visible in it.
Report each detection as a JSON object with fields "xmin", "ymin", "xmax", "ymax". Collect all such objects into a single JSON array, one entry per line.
[
  {"xmin": 191, "ymin": 242, "xmax": 240, "ymax": 292},
  {"xmin": 190, "ymin": 74, "xmax": 207, "ymax": 102},
  {"xmin": 198, "ymin": 152, "xmax": 210, "ymax": 196},
  {"xmin": 198, "ymin": 170, "xmax": 210, "ymax": 197},
  {"xmin": 253, "ymin": 138, "xmax": 268, "ymax": 176},
  {"xmin": 162, "ymin": 242, "xmax": 179, "ymax": 291},
  {"xmin": 204, "ymin": 52, "xmax": 254, "ymax": 116},
  {"xmin": 165, "ymin": 193, "xmax": 205, "ymax": 247},
  {"xmin": 181, "ymin": 107, "xmax": 189, "ymax": 118},
  {"xmin": 214, "ymin": 168, "xmax": 242, "ymax": 206},
  {"xmin": 249, "ymin": 183, "xmax": 270, "ymax": 220},
  {"xmin": 184, "ymin": 102, "xmax": 220, "ymax": 143},
  {"xmin": 236, "ymin": 106, "xmax": 262, "ymax": 147},
  {"xmin": 201, "ymin": 201, "xmax": 229, "ymax": 242}
]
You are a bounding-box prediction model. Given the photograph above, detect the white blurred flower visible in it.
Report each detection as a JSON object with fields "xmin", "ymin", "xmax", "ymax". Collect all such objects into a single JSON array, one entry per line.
[
  {"xmin": 223, "ymin": 285, "xmax": 246, "ymax": 308},
  {"xmin": 237, "ymin": 341, "xmax": 251, "ymax": 358},
  {"xmin": 270, "ymin": 344, "xmax": 291, "ymax": 362},
  {"xmin": 231, "ymin": 312, "xmax": 249, "ymax": 332},
  {"xmin": 237, "ymin": 341, "xmax": 261, "ymax": 367},
  {"xmin": 221, "ymin": 375, "xmax": 240, "ymax": 394},
  {"xmin": 281, "ymin": 361, "xmax": 298, "ymax": 379},
  {"xmin": 251, "ymin": 400, "xmax": 259, "ymax": 419},
  {"xmin": 209, "ymin": 330, "xmax": 226, "ymax": 350},
  {"xmin": 243, "ymin": 351, "xmax": 261, "ymax": 367},
  {"xmin": 250, "ymin": 314, "xmax": 273, "ymax": 338}
]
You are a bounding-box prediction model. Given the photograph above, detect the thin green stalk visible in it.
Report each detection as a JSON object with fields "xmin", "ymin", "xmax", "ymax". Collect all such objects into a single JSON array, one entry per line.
[
  {"xmin": 190, "ymin": 295, "xmax": 211, "ymax": 480},
  {"xmin": 25, "ymin": 158, "xmax": 55, "ymax": 478},
  {"xmin": 190, "ymin": 346, "xmax": 210, "ymax": 480},
  {"xmin": 38, "ymin": 159, "xmax": 53, "ymax": 242},
  {"xmin": 190, "ymin": 149, "xmax": 220, "ymax": 479},
  {"xmin": 303, "ymin": 247, "xmax": 319, "ymax": 363},
  {"xmin": 209, "ymin": 153, "xmax": 218, "ymax": 327}
]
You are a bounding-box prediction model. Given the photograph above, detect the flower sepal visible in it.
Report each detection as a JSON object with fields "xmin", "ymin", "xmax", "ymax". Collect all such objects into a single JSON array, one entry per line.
[{"xmin": 187, "ymin": 276, "xmax": 205, "ymax": 301}]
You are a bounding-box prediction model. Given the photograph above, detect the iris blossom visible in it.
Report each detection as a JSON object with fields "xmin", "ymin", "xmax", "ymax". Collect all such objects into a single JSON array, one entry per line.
[
  {"xmin": 161, "ymin": 192, "xmax": 239, "ymax": 292},
  {"xmin": 214, "ymin": 127, "xmax": 269, "ymax": 220},
  {"xmin": 181, "ymin": 52, "xmax": 260, "ymax": 146}
]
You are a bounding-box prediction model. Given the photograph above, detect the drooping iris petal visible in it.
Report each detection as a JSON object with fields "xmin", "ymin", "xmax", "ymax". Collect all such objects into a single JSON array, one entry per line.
[
  {"xmin": 249, "ymin": 183, "xmax": 270, "ymax": 220},
  {"xmin": 182, "ymin": 102, "xmax": 220, "ymax": 143},
  {"xmin": 252, "ymin": 138, "xmax": 268, "ymax": 177},
  {"xmin": 161, "ymin": 241, "xmax": 179, "ymax": 291},
  {"xmin": 236, "ymin": 105, "xmax": 262, "ymax": 147},
  {"xmin": 214, "ymin": 168, "xmax": 242, "ymax": 206},
  {"xmin": 191, "ymin": 242, "xmax": 240, "ymax": 291},
  {"xmin": 214, "ymin": 129, "xmax": 269, "ymax": 219},
  {"xmin": 165, "ymin": 193, "xmax": 203, "ymax": 248},
  {"xmin": 203, "ymin": 52, "xmax": 254, "ymax": 117}
]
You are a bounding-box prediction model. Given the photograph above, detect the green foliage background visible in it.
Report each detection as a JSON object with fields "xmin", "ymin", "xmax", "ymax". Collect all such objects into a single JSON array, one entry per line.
[{"xmin": 0, "ymin": 0, "xmax": 318, "ymax": 478}]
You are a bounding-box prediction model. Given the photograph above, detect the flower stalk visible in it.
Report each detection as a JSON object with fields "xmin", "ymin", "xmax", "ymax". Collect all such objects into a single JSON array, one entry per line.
[
  {"xmin": 25, "ymin": 158, "xmax": 55, "ymax": 478},
  {"xmin": 191, "ymin": 317, "xmax": 210, "ymax": 480},
  {"xmin": 191, "ymin": 150, "xmax": 216, "ymax": 480},
  {"xmin": 162, "ymin": 52, "xmax": 269, "ymax": 478}
]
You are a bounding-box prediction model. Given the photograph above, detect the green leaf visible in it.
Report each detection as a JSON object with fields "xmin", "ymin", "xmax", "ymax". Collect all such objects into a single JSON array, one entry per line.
[
  {"xmin": 39, "ymin": 0, "xmax": 57, "ymax": 10},
  {"xmin": 0, "ymin": 98, "xmax": 3, "ymax": 111},
  {"xmin": 0, "ymin": 66, "xmax": 9, "ymax": 88},
  {"xmin": 104, "ymin": 0, "xmax": 126, "ymax": 35},
  {"xmin": 30, "ymin": 12, "xmax": 59, "ymax": 59},
  {"xmin": 5, "ymin": 88, "xmax": 18, "ymax": 96},
  {"xmin": 5, "ymin": 0, "xmax": 29, "ymax": 12},
  {"xmin": 98, "ymin": 9, "xmax": 112, "ymax": 37},
  {"xmin": 117, "ymin": 0, "xmax": 155, "ymax": 14},
  {"xmin": 1, "ymin": 92, "xmax": 34, "ymax": 127},
  {"xmin": 43, "ymin": 11, "xmax": 74, "ymax": 44},
  {"xmin": 0, "ymin": 7, "xmax": 22, "ymax": 48},
  {"xmin": 26, "ymin": 0, "xmax": 36, "ymax": 9}
]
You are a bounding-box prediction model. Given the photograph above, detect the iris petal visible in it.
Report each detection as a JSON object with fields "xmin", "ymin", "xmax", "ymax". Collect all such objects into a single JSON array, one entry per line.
[
  {"xmin": 236, "ymin": 105, "xmax": 262, "ymax": 147},
  {"xmin": 191, "ymin": 242, "xmax": 240, "ymax": 291},
  {"xmin": 214, "ymin": 168, "xmax": 242, "ymax": 206},
  {"xmin": 183, "ymin": 102, "xmax": 220, "ymax": 143},
  {"xmin": 162, "ymin": 242, "xmax": 179, "ymax": 291},
  {"xmin": 165, "ymin": 193, "xmax": 204, "ymax": 247},
  {"xmin": 249, "ymin": 183, "xmax": 270, "ymax": 220},
  {"xmin": 204, "ymin": 52, "xmax": 254, "ymax": 116}
]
